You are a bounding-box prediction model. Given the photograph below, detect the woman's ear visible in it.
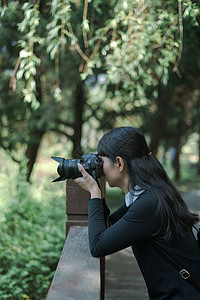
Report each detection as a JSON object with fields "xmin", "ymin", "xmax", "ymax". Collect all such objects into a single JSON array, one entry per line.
[{"xmin": 116, "ymin": 156, "xmax": 125, "ymax": 172}]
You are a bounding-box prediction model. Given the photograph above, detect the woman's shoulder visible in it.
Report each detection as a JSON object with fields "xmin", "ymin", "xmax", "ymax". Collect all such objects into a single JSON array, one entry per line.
[
  {"xmin": 126, "ymin": 190, "xmax": 158, "ymax": 221},
  {"xmin": 128, "ymin": 189, "xmax": 158, "ymax": 215},
  {"xmin": 138, "ymin": 188, "xmax": 157, "ymax": 202}
]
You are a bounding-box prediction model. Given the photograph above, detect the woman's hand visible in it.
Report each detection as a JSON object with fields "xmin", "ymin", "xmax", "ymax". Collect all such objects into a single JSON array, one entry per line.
[{"xmin": 74, "ymin": 164, "xmax": 101, "ymax": 199}]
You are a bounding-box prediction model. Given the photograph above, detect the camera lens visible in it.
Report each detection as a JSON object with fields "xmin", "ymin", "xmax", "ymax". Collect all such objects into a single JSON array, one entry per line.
[
  {"xmin": 58, "ymin": 158, "xmax": 81, "ymax": 180},
  {"xmin": 51, "ymin": 154, "xmax": 103, "ymax": 182}
]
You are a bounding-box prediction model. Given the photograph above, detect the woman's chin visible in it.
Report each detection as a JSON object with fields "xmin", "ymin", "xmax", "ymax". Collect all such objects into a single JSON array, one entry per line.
[
  {"xmin": 108, "ymin": 182, "xmax": 116, "ymax": 188},
  {"xmin": 108, "ymin": 182, "xmax": 113, "ymax": 188}
]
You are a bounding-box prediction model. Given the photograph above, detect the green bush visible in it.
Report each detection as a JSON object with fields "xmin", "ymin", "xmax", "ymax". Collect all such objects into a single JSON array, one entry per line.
[{"xmin": 0, "ymin": 159, "xmax": 65, "ymax": 299}]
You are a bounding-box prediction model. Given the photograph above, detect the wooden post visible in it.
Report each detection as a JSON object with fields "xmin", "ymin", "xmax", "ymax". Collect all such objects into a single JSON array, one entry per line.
[
  {"xmin": 66, "ymin": 179, "xmax": 89, "ymax": 236},
  {"xmin": 65, "ymin": 178, "xmax": 106, "ymax": 300},
  {"xmin": 66, "ymin": 178, "xmax": 106, "ymax": 236}
]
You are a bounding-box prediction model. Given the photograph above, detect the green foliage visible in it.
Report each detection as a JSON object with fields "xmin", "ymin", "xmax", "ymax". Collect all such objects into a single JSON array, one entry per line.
[
  {"xmin": 87, "ymin": 0, "xmax": 193, "ymax": 99},
  {"xmin": 183, "ymin": 0, "xmax": 200, "ymax": 27},
  {"xmin": 46, "ymin": 0, "xmax": 71, "ymax": 59},
  {"xmin": 0, "ymin": 0, "xmax": 200, "ymax": 180},
  {"xmin": 0, "ymin": 155, "xmax": 65, "ymax": 299},
  {"xmin": 17, "ymin": 2, "xmax": 42, "ymax": 109}
]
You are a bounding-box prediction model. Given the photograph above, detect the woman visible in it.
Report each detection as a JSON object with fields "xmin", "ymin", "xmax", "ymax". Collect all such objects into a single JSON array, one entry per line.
[{"xmin": 75, "ymin": 126, "xmax": 200, "ymax": 299}]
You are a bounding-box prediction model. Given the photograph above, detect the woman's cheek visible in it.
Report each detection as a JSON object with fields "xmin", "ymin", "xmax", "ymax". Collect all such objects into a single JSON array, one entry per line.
[{"xmin": 103, "ymin": 167, "xmax": 110, "ymax": 183}]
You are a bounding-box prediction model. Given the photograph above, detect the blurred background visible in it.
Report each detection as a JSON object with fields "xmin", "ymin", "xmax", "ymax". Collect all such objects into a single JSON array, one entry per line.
[{"xmin": 0, "ymin": 0, "xmax": 200, "ymax": 299}]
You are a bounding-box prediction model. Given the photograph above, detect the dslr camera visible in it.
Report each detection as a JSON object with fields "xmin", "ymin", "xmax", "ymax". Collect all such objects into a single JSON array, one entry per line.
[{"xmin": 52, "ymin": 153, "xmax": 103, "ymax": 182}]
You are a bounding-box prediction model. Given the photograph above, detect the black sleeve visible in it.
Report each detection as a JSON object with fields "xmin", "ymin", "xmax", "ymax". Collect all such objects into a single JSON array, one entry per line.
[
  {"xmin": 109, "ymin": 203, "xmax": 129, "ymax": 224},
  {"xmin": 101, "ymin": 199, "xmax": 128, "ymax": 227},
  {"xmin": 88, "ymin": 192, "xmax": 158, "ymax": 257}
]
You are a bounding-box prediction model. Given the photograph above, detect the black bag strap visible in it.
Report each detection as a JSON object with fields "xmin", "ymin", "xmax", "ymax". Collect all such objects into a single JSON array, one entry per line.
[{"xmin": 150, "ymin": 238, "xmax": 200, "ymax": 293}]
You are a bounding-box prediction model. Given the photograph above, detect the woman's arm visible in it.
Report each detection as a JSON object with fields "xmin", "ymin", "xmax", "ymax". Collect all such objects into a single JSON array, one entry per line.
[
  {"xmin": 74, "ymin": 164, "xmax": 158, "ymax": 258},
  {"xmin": 88, "ymin": 192, "xmax": 158, "ymax": 257},
  {"xmin": 109, "ymin": 203, "xmax": 129, "ymax": 224},
  {"xmin": 98, "ymin": 199, "xmax": 128, "ymax": 230}
]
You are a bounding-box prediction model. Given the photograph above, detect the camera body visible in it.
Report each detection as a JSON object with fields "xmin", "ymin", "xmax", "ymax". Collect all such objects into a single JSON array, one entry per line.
[{"xmin": 52, "ymin": 153, "xmax": 103, "ymax": 182}]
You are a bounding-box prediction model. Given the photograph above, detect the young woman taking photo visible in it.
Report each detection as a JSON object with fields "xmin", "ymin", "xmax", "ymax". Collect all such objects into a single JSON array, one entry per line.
[{"xmin": 75, "ymin": 126, "xmax": 200, "ymax": 299}]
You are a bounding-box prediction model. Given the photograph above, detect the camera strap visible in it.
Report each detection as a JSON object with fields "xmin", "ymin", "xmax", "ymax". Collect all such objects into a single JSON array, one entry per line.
[{"xmin": 150, "ymin": 236, "xmax": 200, "ymax": 293}]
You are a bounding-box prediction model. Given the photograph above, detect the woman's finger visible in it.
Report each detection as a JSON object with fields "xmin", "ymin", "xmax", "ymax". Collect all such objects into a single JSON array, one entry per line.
[
  {"xmin": 78, "ymin": 163, "xmax": 89, "ymax": 177},
  {"xmin": 77, "ymin": 163, "xmax": 84, "ymax": 172},
  {"xmin": 74, "ymin": 177, "xmax": 89, "ymax": 191}
]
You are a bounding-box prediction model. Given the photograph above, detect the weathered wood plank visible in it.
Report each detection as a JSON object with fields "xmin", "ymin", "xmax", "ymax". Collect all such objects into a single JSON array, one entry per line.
[
  {"xmin": 46, "ymin": 226, "xmax": 100, "ymax": 300},
  {"xmin": 105, "ymin": 248, "xmax": 148, "ymax": 300}
]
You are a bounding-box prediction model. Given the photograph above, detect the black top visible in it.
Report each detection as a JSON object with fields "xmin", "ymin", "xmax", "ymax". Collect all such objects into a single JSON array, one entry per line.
[{"xmin": 88, "ymin": 190, "xmax": 200, "ymax": 299}]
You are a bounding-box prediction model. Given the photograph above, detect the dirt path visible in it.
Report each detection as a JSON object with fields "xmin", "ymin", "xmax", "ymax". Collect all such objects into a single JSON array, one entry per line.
[{"xmin": 182, "ymin": 189, "xmax": 200, "ymax": 212}]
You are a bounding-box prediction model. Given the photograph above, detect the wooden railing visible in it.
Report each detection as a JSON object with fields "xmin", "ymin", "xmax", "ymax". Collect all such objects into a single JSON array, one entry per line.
[{"xmin": 46, "ymin": 179, "xmax": 105, "ymax": 300}]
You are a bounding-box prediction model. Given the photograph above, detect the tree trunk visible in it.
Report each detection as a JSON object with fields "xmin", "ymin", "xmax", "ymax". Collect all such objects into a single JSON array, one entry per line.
[
  {"xmin": 173, "ymin": 116, "xmax": 185, "ymax": 181},
  {"xmin": 72, "ymin": 81, "xmax": 86, "ymax": 158},
  {"xmin": 26, "ymin": 130, "xmax": 44, "ymax": 182},
  {"xmin": 26, "ymin": 68, "xmax": 44, "ymax": 181},
  {"xmin": 197, "ymin": 131, "xmax": 200, "ymax": 175},
  {"xmin": 150, "ymin": 86, "xmax": 172, "ymax": 155},
  {"xmin": 197, "ymin": 97, "xmax": 200, "ymax": 175},
  {"xmin": 174, "ymin": 143, "xmax": 181, "ymax": 181}
]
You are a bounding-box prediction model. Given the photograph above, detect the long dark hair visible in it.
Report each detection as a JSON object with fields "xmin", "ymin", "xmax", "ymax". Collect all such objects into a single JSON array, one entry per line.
[{"xmin": 97, "ymin": 126, "xmax": 199, "ymax": 240}]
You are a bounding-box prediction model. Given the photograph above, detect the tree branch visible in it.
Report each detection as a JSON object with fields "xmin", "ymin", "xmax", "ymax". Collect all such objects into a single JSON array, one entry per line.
[
  {"xmin": 134, "ymin": 0, "xmax": 151, "ymax": 18},
  {"xmin": 83, "ymin": 0, "xmax": 151, "ymax": 73},
  {"xmin": 55, "ymin": 118, "xmax": 73, "ymax": 127},
  {"xmin": 83, "ymin": 23, "xmax": 111, "ymax": 73},
  {"xmin": 83, "ymin": 0, "xmax": 89, "ymax": 48},
  {"xmin": 51, "ymin": 128, "xmax": 73, "ymax": 139},
  {"xmin": 9, "ymin": 56, "xmax": 21, "ymax": 91},
  {"xmin": 0, "ymin": 145, "xmax": 20, "ymax": 164},
  {"xmin": 66, "ymin": 22, "xmax": 90, "ymax": 63}
]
